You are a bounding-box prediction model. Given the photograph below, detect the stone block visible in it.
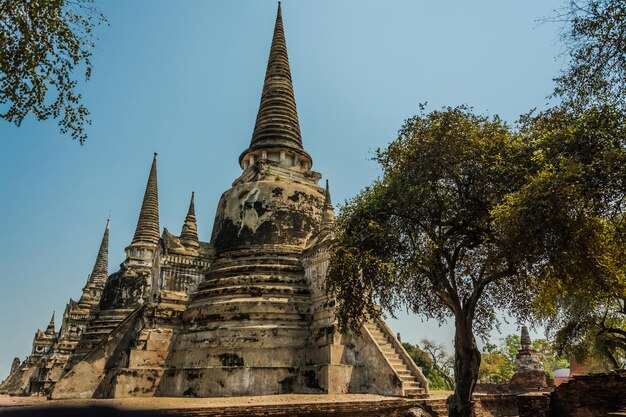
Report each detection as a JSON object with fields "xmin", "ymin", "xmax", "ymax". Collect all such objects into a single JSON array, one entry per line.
[{"xmin": 129, "ymin": 350, "xmax": 167, "ymax": 368}]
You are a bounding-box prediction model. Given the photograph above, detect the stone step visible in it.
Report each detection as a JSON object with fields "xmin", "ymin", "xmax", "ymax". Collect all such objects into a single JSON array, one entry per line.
[
  {"xmin": 196, "ymin": 284, "xmax": 312, "ymax": 299},
  {"xmin": 208, "ymin": 263, "xmax": 304, "ymax": 275},
  {"xmin": 202, "ymin": 275, "xmax": 308, "ymax": 289},
  {"xmin": 190, "ymin": 293, "xmax": 313, "ymax": 305},
  {"xmin": 388, "ymin": 359, "xmax": 405, "ymax": 367},
  {"xmin": 382, "ymin": 352, "xmax": 398, "ymax": 360},
  {"xmin": 404, "ymin": 388, "xmax": 426, "ymax": 398}
]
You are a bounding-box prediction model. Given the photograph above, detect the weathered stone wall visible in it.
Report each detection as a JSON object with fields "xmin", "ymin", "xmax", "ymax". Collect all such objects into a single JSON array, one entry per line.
[
  {"xmin": 516, "ymin": 370, "xmax": 626, "ymax": 417},
  {"xmin": 517, "ymin": 392, "xmax": 550, "ymax": 417},
  {"xmin": 549, "ymin": 370, "xmax": 626, "ymax": 417},
  {"xmin": 157, "ymin": 173, "xmax": 326, "ymax": 397},
  {"xmin": 471, "ymin": 394, "xmax": 519, "ymax": 417},
  {"xmin": 50, "ymin": 308, "xmax": 145, "ymax": 399}
]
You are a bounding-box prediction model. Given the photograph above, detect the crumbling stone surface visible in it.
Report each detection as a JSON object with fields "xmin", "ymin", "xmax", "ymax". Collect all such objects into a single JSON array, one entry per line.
[
  {"xmin": 509, "ymin": 370, "xmax": 554, "ymax": 392},
  {"xmin": 517, "ymin": 370, "xmax": 626, "ymax": 417},
  {"xmin": 472, "ymin": 394, "xmax": 519, "ymax": 417},
  {"xmin": 549, "ymin": 370, "xmax": 626, "ymax": 417},
  {"xmin": 517, "ymin": 392, "xmax": 550, "ymax": 417}
]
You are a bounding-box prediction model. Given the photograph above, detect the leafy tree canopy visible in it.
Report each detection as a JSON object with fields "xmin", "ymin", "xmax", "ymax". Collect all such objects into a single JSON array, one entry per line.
[
  {"xmin": 552, "ymin": 0, "xmax": 626, "ymax": 110},
  {"xmin": 0, "ymin": 0, "xmax": 106, "ymax": 143},
  {"xmin": 326, "ymin": 105, "xmax": 537, "ymax": 417},
  {"xmin": 494, "ymin": 104, "xmax": 626, "ymax": 368}
]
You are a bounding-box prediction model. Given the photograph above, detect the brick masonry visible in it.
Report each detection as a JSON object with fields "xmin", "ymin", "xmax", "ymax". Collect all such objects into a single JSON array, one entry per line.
[{"xmin": 518, "ymin": 370, "xmax": 626, "ymax": 417}]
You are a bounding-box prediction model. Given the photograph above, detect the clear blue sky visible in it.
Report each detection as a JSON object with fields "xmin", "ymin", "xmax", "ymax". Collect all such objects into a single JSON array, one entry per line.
[{"xmin": 0, "ymin": 0, "xmax": 565, "ymax": 378}]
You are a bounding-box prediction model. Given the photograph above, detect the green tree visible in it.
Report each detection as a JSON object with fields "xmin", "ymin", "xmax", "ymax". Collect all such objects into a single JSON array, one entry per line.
[
  {"xmin": 0, "ymin": 0, "xmax": 106, "ymax": 143},
  {"xmin": 402, "ymin": 341, "xmax": 454, "ymax": 390},
  {"xmin": 531, "ymin": 338, "xmax": 571, "ymax": 374},
  {"xmin": 478, "ymin": 350, "xmax": 513, "ymax": 384},
  {"xmin": 326, "ymin": 105, "xmax": 536, "ymax": 417},
  {"xmin": 420, "ymin": 339, "xmax": 455, "ymax": 390},
  {"xmin": 501, "ymin": 334, "xmax": 521, "ymax": 364},
  {"xmin": 494, "ymin": 104, "xmax": 626, "ymax": 370},
  {"xmin": 479, "ymin": 334, "xmax": 569, "ymax": 382},
  {"xmin": 551, "ymin": 0, "xmax": 626, "ymax": 110},
  {"xmin": 479, "ymin": 335, "xmax": 517, "ymax": 384}
]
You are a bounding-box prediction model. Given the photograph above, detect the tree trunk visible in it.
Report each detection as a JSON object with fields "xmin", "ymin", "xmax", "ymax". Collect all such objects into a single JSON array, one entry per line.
[{"xmin": 447, "ymin": 314, "xmax": 481, "ymax": 417}]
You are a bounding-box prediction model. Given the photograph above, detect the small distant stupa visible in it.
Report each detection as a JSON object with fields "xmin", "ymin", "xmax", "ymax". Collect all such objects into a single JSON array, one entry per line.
[{"xmin": 509, "ymin": 326, "xmax": 554, "ymax": 391}]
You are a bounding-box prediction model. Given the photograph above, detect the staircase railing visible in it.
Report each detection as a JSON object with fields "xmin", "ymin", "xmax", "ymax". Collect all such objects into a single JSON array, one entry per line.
[
  {"xmin": 361, "ymin": 324, "xmax": 405, "ymax": 396},
  {"xmin": 374, "ymin": 316, "xmax": 430, "ymax": 393}
]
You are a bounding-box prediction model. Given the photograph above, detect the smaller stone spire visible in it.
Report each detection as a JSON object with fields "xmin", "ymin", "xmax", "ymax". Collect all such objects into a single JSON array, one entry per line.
[
  {"xmin": 180, "ymin": 192, "xmax": 199, "ymax": 248},
  {"xmin": 321, "ymin": 179, "xmax": 335, "ymax": 227},
  {"xmin": 90, "ymin": 218, "xmax": 110, "ymax": 281},
  {"xmin": 131, "ymin": 153, "xmax": 160, "ymax": 246},
  {"xmin": 9, "ymin": 357, "xmax": 20, "ymax": 375},
  {"xmin": 45, "ymin": 312, "xmax": 55, "ymax": 336},
  {"xmin": 521, "ymin": 325, "xmax": 532, "ymax": 350}
]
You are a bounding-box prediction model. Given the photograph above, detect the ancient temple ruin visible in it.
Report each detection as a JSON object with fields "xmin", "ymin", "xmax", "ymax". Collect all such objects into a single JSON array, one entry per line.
[
  {"xmin": 509, "ymin": 326, "xmax": 553, "ymax": 391},
  {"xmin": 0, "ymin": 4, "xmax": 428, "ymax": 399}
]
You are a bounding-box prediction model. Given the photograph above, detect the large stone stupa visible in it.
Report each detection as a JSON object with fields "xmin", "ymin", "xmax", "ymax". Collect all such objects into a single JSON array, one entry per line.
[{"xmin": 1, "ymin": 4, "xmax": 428, "ymax": 400}]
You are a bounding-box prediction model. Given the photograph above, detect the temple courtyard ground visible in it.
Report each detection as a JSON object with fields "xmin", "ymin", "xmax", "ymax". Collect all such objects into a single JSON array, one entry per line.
[{"xmin": 0, "ymin": 393, "xmax": 452, "ymax": 416}]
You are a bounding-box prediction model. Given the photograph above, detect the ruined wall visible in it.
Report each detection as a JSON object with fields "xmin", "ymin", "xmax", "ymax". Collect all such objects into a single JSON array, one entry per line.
[
  {"xmin": 549, "ymin": 370, "xmax": 626, "ymax": 417},
  {"xmin": 50, "ymin": 307, "xmax": 145, "ymax": 399},
  {"xmin": 517, "ymin": 392, "xmax": 550, "ymax": 417},
  {"xmin": 99, "ymin": 269, "xmax": 152, "ymax": 311},
  {"xmin": 211, "ymin": 176, "xmax": 324, "ymax": 253},
  {"xmin": 157, "ymin": 172, "xmax": 327, "ymax": 397},
  {"xmin": 471, "ymin": 394, "xmax": 519, "ymax": 417},
  {"xmin": 516, "ymin": 370, "xmax": 626, "ymax": 417}
]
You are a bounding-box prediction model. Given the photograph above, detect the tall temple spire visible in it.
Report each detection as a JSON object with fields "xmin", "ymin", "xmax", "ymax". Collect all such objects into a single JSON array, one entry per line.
[
  {"xmin": 90, "ymin": 218, "xmax": 109, "ymax": 280},
  {"xmin": 321, "ymin": 179, "xmax": 335, "ymax": 227},
  {"xmin": 180, "ymin": 192, "xmax": 199, "ymax": 248},
  {"xmin": 45, "ymin": 312, "xmax": 55, "ymax": 335},
  {"xmin": 239, "ymin": 2, "xmax": 312, "ymax": 170},
  {"xmin": 131, "ymin": 153, "xmax": 160, "ymax": 246}
]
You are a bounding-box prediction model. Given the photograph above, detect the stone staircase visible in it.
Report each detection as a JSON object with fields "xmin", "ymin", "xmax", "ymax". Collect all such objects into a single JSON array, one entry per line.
[
  {"xmin": 364, "ymin": 320, "xmax": 427, "ymax": 398},
  {"xmin": 72, "ymin": 308, "xmax": 134, "ymax": 361},
  {"xmin": 419, "ymin": 398, "xmax": 448, "ymax": 417}
]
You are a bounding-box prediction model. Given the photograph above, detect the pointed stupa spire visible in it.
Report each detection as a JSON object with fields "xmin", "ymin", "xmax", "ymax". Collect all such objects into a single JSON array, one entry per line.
[
  {"xmin": 180, "ymin": 192, "xmax": 199, "ymax": 248},
  {"xmin": 90, "ymin": 218, "xmax": 109, "ymax": 280},
  {"xmin": 131, "ymin": 153, "xmax": 160, "ymax": 246},
  {"xmin": 321, "ymin": 179, "xmax": 336, "ymax": 227},
  {"xmin": 45, "ymin": 312, "xmax": 55, "ymax": 335},
  {"xmin": 239, "ymin": 2, "xmax": 312, "ymax": 169}
]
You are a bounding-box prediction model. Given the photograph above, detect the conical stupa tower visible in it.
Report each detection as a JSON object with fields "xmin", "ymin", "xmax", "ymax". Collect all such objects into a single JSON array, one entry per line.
[
  {"xmin": 125, "ymin": 153, "xmax": 160, "ymax": 262},
  {"xmin": 78, "ymin": 219, "xmax": 110, "ymax": 309},
  {"xmin": 160, "ymin": 4, "xmax": 328, "ymax": 396},
  {"xmin": 321, "ymin": 179, "xmax": 335, "ymax": 229},
  {"xmin": 180, "ymin": 192, "xmax": 199, "ymax": 248},
  {"xmin": 239, "ymin": 2, "xmax": 312, "ymax": 171},
  {"xmin": 45, "ymin": 312, "xmax": 56, "ymax": 336}
]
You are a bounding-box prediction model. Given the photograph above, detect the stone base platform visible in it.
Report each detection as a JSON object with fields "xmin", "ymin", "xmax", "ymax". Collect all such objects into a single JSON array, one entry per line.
[{"xmin": 0, "ymin": 394, "xmax": 420, "ymax": 416}]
